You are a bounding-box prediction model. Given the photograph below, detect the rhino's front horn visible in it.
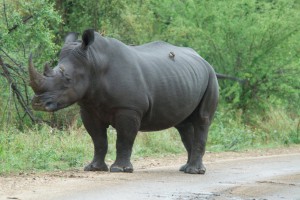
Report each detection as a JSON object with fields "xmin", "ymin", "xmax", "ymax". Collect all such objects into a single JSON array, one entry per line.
[{"xmin": 28, "ymin": 54, "xmax": 45, "ymax": 94}]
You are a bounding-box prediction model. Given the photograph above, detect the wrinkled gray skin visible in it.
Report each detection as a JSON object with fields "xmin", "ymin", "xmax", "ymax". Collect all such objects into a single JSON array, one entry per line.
[{"xmin": 29, "ymin": 29, "xmax": 219, "ymax": 174}]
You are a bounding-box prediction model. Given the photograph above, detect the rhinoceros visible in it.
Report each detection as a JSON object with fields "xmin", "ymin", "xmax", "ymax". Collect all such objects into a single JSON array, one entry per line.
[{"xmin": 29, "ymin": 29, "xmax": 219, "ymax": 174}]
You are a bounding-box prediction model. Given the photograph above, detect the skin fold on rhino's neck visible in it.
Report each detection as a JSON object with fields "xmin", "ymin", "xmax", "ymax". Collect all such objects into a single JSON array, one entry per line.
[
  {"xmin": 76, "ymin": 34, "xmax": 133, "ymax": 110},
  {"xmin": 74, "ymin": 37, "xmax": 110, "ymax": 105}
]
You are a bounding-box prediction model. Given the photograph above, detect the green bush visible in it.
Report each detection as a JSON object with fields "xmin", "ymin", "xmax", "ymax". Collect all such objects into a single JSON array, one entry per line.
[{"xmin": 1, "ymin": 0, "xmax": 299, "ymax": 175}]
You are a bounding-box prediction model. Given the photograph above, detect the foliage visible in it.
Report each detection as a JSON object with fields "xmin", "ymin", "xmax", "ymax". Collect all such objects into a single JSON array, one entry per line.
[
  {"xmin": 0, "ymin": 124, "xmax": 184, "ymax": 174},
  {"xmin": 1, "ymin": 107, "xmax": 298, "ymax": 174},
  {"xmin": 0, "ymin": 0, "xmax": 61, "ymax": 64},
  {"xmin": 0, "ymin": 0, "xmax": 299, "ymax": 174},
  {"xmin": 53, "ymin": 0, "xmax": 156, "ymax": 44},
  {"xmin": 0, "ymin": 125, "xmax": 92, "ymax": 173},
  {"xmin": 0, "ymin": 0, "xmax": 61, "ymax": 127},
  {"xmin": 1, "ymin": 0, "xmax": 299, "ymax": 126},
  {"xmin": 150, "ymin": 0, "xmax": 300, "ymax": 113},
  {"xmin": 208, "ymin": 106, "xmax": 300, "ymax": 151}
]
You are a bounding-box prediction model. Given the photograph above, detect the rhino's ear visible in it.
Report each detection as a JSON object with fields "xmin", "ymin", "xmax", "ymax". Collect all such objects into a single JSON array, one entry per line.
[
  {"xmin": 64, "ymin": 32, "xmax": 79, "ymax": 43},
  {"xmin": 82, "ymin": 29, "xmax": 95, "ymax": 50}
]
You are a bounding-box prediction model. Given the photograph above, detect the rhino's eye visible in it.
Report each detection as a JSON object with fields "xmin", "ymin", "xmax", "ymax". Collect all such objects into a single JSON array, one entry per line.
[
  {"xmin": 63, "ymin": 73, "xmax": 71, "ymax": 81},
  {"xmin": 65, "ymin": 76, "xmax": 72, "ymax": 83},
  {"xmin": 62, "ymin": 76, "xmax": 72, "ymax": 86}
]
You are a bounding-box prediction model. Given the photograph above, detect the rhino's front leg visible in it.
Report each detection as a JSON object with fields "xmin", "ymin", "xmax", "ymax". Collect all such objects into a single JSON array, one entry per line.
[
  {"xmin": 110, "ymin": 110, "xmax": 140, "ymax": 173},
  {"xmin": 81, "ymin": 109, "xmax": 109, "ymax": 171}
]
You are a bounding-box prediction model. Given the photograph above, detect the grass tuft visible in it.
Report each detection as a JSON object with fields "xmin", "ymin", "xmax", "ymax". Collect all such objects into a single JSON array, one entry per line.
[{"xmin": 0, "ymin": 106, "xmax": 299, "ymax": 174}]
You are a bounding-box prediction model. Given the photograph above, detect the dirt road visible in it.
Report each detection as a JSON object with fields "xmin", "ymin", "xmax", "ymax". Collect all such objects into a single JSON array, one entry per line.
[{"xmin": 1, "ymin": 147, "xmax": 299, "ymax": 200}]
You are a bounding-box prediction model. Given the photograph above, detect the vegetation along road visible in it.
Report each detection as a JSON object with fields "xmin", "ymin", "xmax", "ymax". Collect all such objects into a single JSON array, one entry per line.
[
  {"xmin": 1, "ymin": 1, "xmax": 299, "ymax": 200},
  {"xmin": 1, "ymin": 147, "xmax": 299, "ymax": 200}
]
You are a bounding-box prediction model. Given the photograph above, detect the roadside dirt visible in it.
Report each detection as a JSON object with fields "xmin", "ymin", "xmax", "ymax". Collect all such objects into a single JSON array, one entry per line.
[{"xmin": 1, "ymin": 146, "xmax": 299, "ymax": 200}]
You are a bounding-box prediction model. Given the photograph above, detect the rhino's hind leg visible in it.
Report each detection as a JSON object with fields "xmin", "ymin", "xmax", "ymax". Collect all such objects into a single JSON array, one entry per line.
[
  {"xmin": 176, "ymin": 121, "xmax": 208, "ymax": 174},
  {"xmin": 180, "ymin": 71, "xmax": 219, "ymax": 174},
  {"xmin": 183, "ymin": 124, "xmax": 209, "ymax": 174},
  {"xmin": 175, "ymin": 123, "xmax": 194, "ymax": 171},
  {"xmin": 81, "ymin": 109, "xmax": 109, "ymax": 172},
  {"xmin": 110, "ymin": 110, "xmax": 140, "ymax": 173}
]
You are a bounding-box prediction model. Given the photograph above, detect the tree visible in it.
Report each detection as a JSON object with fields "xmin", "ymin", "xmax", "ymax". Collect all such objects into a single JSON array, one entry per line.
[
  {"xmin": 150, "ymin": 0, "xmax": 300, "ymax": 114},
  {"xmin": 0, "ymin": 0, "xmax": 61, "ymax": 126},
  {"xmin": 1, "ymin": 0, "xmax": 299, "ymax": 128},
  {"xmin": 53, "ymin": 0, "xmax": 155, "ymax": 44}
]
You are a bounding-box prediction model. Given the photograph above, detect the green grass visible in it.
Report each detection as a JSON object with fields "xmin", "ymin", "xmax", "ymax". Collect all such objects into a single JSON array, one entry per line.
[
  {"xmin": 207, "ymin": 107, "xmax": 300, "ymax": 151},
  {"xmin": 0, "ymin": 125, "xmax": 185, "ymax": 174},
  {"xmin": 0, "ymin": 125, "xmax": 92, "ymax": 173},
  {"xmin": 0, "ymin": 106, "xmax": 299, "ymax": 175}
]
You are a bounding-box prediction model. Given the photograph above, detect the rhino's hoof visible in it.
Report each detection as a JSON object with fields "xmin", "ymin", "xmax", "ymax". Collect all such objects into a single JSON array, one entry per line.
[
  {"xmin": 185, "ymin": 167, "xmax": 206, "ymax": 174},
  {"xmin": 84, "ymin": 163, "xmax": 109, "ymax": 171},
  {"xmin": 181, "ymin": 163, "xmax": 206, "ymax": 174},
  {"xmin": 179, "ymin": 163, "xmax": 188, "ymax": 172},
  {"xmin": 110, "ymin": 165, "xmax": 133, "ymax": 173}
]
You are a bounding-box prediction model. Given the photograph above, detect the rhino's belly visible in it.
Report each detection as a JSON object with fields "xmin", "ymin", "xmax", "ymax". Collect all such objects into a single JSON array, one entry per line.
[
  {"xmin": 139, "ymin": 122, "xmax": 179, "ymax": 132},
  {"xmin": 139, "ymin": 103, "xmax": 198, "ymax": 131}
]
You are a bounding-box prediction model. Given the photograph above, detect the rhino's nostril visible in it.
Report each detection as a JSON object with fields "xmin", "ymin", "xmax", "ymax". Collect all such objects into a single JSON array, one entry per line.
[
  {"xmin": 45, "ymin": 102, "xmax": 52, "ymax": 107},
  {"xmin": 45, "ymin": 102, "xmax": 57, "ymax": 112}
]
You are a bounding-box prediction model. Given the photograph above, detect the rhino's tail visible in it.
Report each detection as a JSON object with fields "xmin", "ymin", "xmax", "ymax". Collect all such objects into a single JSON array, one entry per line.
[{"xmin": 216, "ymin": 73, "xmax": 246, "ymax": 84}]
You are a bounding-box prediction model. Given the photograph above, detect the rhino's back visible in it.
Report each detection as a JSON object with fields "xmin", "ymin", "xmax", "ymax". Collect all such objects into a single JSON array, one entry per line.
[
  {"xmin": 128, "ymin": 42, "xmax": 211, "ymax": 130},
  {"xmin": 90, "ymin": 39, "xmax": 213, "ymax": 131}
]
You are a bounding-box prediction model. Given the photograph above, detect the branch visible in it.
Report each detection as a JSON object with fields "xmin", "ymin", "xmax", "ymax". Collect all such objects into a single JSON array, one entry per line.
[
  {"xmin": 0, "ymin": 47, "xmax": 20, "ymax": 67},
  {"xmin": 2, "ymin": 0, "xmax": 33, "ymax": 34},
  {"xmin": 8, "ymin": 15, "xmax": 33, "ymax": 34},
  {"xmin": 0, "ymin": 56, "xmax": 36, "ymax": 123},
  {"xmin": 3, "ymin": 0, "xmax": 9, "ymax": 29}
]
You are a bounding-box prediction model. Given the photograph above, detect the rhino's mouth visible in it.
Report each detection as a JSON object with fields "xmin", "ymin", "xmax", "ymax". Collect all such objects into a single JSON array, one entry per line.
[
  {"xmin": 44, "ymin": 102, "xmax": 58, "ymax": 112},
  {"xmin": 32, "ymin": 95, "xmax": 60, "ymax": 112}
]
